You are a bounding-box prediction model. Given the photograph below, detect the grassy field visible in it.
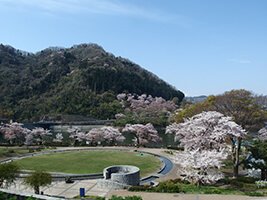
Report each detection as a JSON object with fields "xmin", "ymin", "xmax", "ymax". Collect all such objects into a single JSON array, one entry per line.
[{"xmin": 14, "ymin": 150, "xmax": 162, "ymax": 176}]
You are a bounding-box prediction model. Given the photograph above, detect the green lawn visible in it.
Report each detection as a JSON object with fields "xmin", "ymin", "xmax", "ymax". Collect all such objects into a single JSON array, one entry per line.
[{"xmin": 14, "ymin": 150, "xmax": 161, "ymax": 176}]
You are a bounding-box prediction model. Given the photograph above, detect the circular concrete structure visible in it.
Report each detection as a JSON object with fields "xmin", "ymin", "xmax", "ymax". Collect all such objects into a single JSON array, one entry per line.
[{"xmin": 103, "ymin": 165, "xmax": 140, "ymax": 186}]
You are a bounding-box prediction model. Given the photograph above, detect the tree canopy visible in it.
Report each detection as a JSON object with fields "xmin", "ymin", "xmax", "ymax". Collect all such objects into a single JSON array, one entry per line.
[
  {"xmin": 0, "ymin": 162, "xmax": 20, "ymax": 188},
  {"xmin": 173, "ymin": 89, "xmax": 267, "ymax": 131},
  {"xmin": 24, "ymin": 171, "xmax": 52, "ymax": 194}
]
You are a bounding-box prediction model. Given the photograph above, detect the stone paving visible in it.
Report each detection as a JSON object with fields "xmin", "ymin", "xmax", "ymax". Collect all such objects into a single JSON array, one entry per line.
[{"xmin": 9, "ymin": 179, "xmax": 111, "ymax": 199}]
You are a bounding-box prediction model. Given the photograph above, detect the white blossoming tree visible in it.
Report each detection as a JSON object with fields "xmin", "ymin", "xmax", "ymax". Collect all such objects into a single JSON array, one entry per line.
[
  {"xmin": 122, "ymin": 123, "xmax": 161, "ymax": 147},
  {"xmin": 86, "ymin": 126, "xmax": 125, "ymax": 145},
  {"xmin": 166, "ymin": 111, "xmax": 247, "ymax": 179},
  {"xmin": 174, "ymin": 150, "xmax": 228, "ymax": 185}
]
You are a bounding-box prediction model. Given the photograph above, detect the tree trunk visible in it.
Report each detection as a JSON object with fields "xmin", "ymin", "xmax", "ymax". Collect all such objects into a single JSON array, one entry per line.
[
  {"xmin": 34, "ymin": 185, "xmax": 40, "ymax": 194},
  {"xmin": 136, "ymin": 136, "xmax": 140, "ymax": 148},
  {"xmin": 232, "ymin": 138, "xmax": 241, "ymax": 178},
  {"xmin": 261, "ymin": 168, "xmax": 267, "ymax": 180}
]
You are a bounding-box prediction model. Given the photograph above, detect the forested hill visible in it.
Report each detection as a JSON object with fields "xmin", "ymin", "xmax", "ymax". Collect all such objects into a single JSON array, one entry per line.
[{"xmin": 0, "ymin": 43, "xmax": 184, "ymax": 122}]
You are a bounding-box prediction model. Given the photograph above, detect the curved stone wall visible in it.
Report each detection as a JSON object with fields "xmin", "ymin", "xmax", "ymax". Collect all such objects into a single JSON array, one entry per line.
[{"xmin": 103, "ymin": 165, "xmax": 140, "ymax": 186}]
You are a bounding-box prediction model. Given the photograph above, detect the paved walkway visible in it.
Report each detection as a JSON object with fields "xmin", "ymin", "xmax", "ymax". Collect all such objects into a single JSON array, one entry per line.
[
  {"xmin": 108, "ymin": 191, "xmax": 267, "ymax": 200},
  {"xmin": 10, "ymin": 179, "xmax": 111, "ymax": 198}
]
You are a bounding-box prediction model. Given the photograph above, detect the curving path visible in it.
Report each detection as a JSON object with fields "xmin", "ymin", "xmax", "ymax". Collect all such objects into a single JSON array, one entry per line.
[{"xmin": 138, "ymin": 151, "xmax": 174, "ymax": 185}]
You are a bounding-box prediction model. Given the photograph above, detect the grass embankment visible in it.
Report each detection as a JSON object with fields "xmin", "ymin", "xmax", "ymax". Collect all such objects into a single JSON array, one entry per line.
[
  {"xmin": 14, "ymin": 150, "xmax": 161, "ymax": 176},
  {"xmin": 0, "ymin": 147, "xmax": 31, "ymax": 159},
  {"xmin": 0, "ymin": 146, "xmax": 56, "ymax": 160}
]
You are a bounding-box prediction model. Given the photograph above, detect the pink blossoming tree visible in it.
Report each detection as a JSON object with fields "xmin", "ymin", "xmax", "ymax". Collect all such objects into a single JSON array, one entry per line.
[
  {"xmin": 0, "ymin": 122, "xmax": 30, "ymax": 145},
  {"xmin": 116, "ymin": 93, "xmax": 177, "ymax": 126},
  {"xmin": 86, "ymin": 126, "xmax": 125, "ymax": 145},
  {"xmin": 25, "ymin": 127, "xmax": 52, "ymax": 146},
  {"xmin": 67, "ymin": 127, "xmax": 86, "ymax": 145},
  {"xmin": 122, "ymin": 123, "xmax": 161, "ymax": 147}
]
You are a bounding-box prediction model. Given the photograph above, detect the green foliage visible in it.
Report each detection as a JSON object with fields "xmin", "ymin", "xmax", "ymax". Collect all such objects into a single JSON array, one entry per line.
[
  {"xmin": 0, "ymin": 192, "xmax": 38, "ymax": 200},
  {"xmin": 244, "ymin": 191, "xmax": 265, "ymax": 196},
  {"xmin": 24, "ymin": 170, "xmax": 52, "ymax": 194},
  {"xmin": 0, "ymin": 44, "xmax": 184, "ymax": 122},
  {"xmin": 0, "ymin": 191, "xmax": 8, "ymax": 199},
  {"xmin": 213, "ymin": 89, "xmax": 267, "ymax": 131},
  {"xmin": 173, "ymin": 96, "xmax": 215, "ymax": 123},
  {"xmin": 0, "ymin": 162, "xmax": 20, "ymax": 188}
]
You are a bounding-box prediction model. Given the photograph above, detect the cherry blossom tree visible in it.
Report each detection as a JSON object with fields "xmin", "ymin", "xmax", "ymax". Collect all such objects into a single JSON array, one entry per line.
[
  {"xmin": 67, "ymin": 127, "xmax": 86, "ymax": 145},
  {"xmin": 174, "ymin": 149, "xmax": 228, "ymax": 185},
  {"xmin": 117, "ymin": 93, "xmax": 176, "ymax": 113},
  {"xmin": 25, "ymin": 127, "xmax": 52, "ymax": 146},
  {"xmin": 86, "ymin": 126, "xmax": 125, "ymax": 145},
  {"xmin": 122, "ymin": 123, "xmax": 161, "ymax": 147},
  {"xmin": 116, "ymin": 93, "xmax": 177, "ymax": 126},
  {"xmin": 166, "ymin": 111, "xmax": 247, "ymax": 178},
  {"xmin": 0, "ymin": 122, "xmax": 30, "ymax": 145}
]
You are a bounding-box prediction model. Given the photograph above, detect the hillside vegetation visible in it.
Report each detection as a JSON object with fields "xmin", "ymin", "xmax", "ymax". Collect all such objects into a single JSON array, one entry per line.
[{"xmin": 0, "ymin": 43, "xmax": 184, "ymax": 121}]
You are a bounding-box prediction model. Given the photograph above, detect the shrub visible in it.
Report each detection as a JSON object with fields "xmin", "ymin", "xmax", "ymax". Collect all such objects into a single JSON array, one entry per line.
[
  {"xmin": 203, "ymin": 188, "xmax": 222, "ymax": 194},
  {"xmin": 154, "ymin": 181, "xmax": 181, "ymax": 193},
  {"xmin": 28, "ymin": 149, "xmax": 34, "ymax": 153},
  {"xmin": 109, "ymin": 195, "xmax": 142, "ymax": 200},
  {"xmin": 7, "ymin": 149, "xmax": 15, "ymax": 154},
  {"xmin": 129, "ymin": 180, "xmax": 181, "ymax": 193},
  {"xmin": 129, "ymin": 185, "xmax": 151, "ymax": 192},
  {"xmin": 26, "ymin": 197, "xmax": 38, "ymax": 200},
  {"xmin": 236, "ymin": 176, "xmax": 258, "ymax": 184}
]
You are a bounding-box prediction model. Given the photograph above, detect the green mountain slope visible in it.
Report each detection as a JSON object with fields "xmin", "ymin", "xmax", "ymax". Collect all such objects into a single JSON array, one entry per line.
[{"xmin": 0, "ymin": 43, "xmax": 184, "ymax": 122}]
